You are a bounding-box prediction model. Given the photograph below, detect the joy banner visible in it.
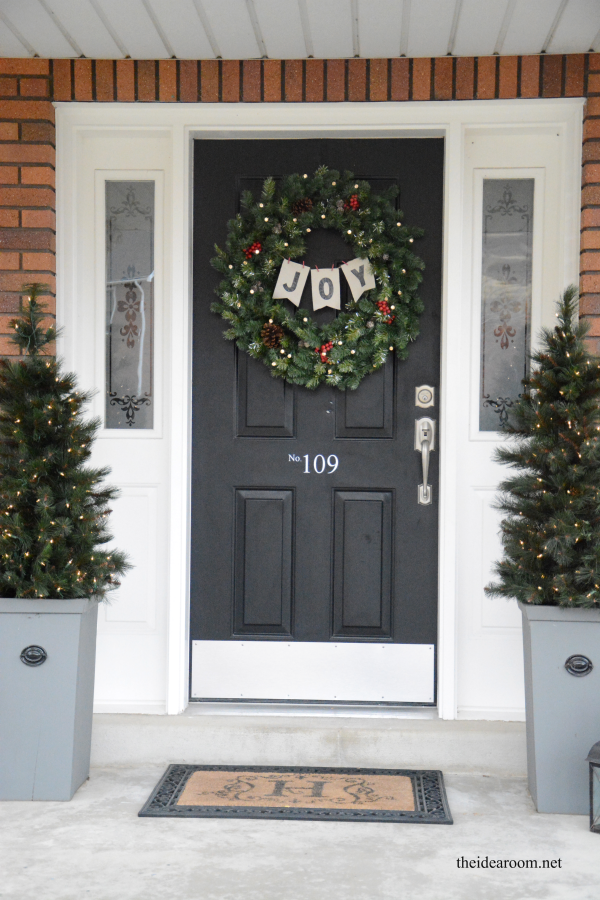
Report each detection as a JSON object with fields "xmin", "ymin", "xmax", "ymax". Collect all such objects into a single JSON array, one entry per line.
[{"xmin": 272, "ymin": 257, "xmax": 375, "ymax": 311}]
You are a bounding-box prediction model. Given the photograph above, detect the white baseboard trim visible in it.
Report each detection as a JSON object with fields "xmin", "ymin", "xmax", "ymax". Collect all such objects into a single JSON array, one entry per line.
[
  {"xmin": 457, "ymin": 706, "xmax": 526, "ymax": 722},
  {"xmin": 93, "ymin": 700, "xmax": 167, "ymax": 714}
]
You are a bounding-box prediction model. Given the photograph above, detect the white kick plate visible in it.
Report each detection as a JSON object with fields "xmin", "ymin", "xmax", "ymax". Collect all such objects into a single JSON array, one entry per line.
[{"xmin": 191, "ymin": 641, "xmax": 435, "ymax": 703}]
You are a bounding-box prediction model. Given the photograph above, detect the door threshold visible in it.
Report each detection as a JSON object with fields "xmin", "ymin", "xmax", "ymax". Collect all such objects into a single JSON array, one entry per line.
[{"xmin": 184, "ymin": 701, "xmax": 438, "ymax": 719}]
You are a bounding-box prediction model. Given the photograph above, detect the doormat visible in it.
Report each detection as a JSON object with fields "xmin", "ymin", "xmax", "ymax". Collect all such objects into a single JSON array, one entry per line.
[{"xmin": 138, "ymin": 765, "xmax": 453, "ymax": 824}]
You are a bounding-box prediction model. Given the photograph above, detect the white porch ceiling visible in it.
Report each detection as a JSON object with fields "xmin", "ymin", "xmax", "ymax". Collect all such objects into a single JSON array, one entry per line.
[{"xmin": 0, "ymin": 0, "xmax": 598, "ymax": 60}]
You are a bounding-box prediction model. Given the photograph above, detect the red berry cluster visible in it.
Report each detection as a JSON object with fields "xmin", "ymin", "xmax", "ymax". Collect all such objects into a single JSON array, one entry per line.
[
  {"xmin": 344, "ymin": 194, "xmax": 360, "ymax": 211},
  {"xmin": 315, "ymin": 341, "xmax": 334, "ymax": 363},
  {"xmin": 244, "ymin": 241, "xmax": 262, "ymax": 259},
  {"xmin": 377, "ymin": 300, "xmax": 395, "ymax": 323}
]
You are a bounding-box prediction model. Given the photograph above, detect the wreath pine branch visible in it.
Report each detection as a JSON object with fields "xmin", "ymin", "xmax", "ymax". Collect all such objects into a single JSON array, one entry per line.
[{"xmin": 211, "ymin": 166, "xmax": 425, "ymax": 390}]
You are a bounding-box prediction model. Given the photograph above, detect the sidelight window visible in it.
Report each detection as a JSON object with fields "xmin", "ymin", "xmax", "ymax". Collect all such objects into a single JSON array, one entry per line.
[
  {"xmin": 105, "ymin": 180, "xmax": 155, "ymax": 430},
  {"xmin": 479, "ymin": 178, "xmax": 534, "ymax": 432}
]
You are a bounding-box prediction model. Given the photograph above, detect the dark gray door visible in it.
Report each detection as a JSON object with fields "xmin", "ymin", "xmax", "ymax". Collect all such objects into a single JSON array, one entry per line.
[{"xmin": 191, "ymin": 139, "xmax": 443, "ymax": 654}]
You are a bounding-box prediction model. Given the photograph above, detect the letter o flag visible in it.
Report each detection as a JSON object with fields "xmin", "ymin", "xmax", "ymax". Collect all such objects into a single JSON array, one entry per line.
[
  {"xmin": 311, "ymin": 267, "xmax": 341, "ymax": 311},
  {"xmin": 319, "ymin": 277, "xmax": 333, "ymax": 300}
]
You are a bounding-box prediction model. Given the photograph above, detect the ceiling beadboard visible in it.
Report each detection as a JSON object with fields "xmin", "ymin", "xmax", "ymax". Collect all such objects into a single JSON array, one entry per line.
[{"xmin": 0, "ymin": 0, "xmax": 598, "ymax": 59}]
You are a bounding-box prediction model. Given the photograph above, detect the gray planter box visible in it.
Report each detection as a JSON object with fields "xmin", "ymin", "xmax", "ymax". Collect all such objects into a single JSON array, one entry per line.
[
  {"xmin": 0, "ymin": 598, "xmax": 98, "ymax": 801},
  {"xmin": 519, "ymin": 601, "xmax": 600, "ymax": 814}
]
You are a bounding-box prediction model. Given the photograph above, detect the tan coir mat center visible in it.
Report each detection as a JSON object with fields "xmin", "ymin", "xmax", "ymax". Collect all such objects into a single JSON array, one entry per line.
[
  {"xmin": 138, "ymin": 765, "xmax": 453, "ymax": 823},
  {"xmin": 177, "ymin": 769, "xmax": 415, "ymax": 811}
]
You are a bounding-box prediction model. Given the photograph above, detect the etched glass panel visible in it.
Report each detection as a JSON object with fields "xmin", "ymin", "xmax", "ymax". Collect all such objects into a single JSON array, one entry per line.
[
  {"xmin": 479, "ymin": 179, "xmax": 534, "ymax": 432},
  {"xmin": 105, "ymin": 181, "xmax": 154, "ymax": 429}
]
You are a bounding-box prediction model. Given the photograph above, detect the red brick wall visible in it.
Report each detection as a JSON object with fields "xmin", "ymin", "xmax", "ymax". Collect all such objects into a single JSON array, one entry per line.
[
  {"xmin": 0, "ymin": 53, "xmax": 595, "ymax": 356},
  {"xmin": 581, "ymin": 57, "xmax": 600, "ymax": 352},
  {"xmin": 48, "ymin": 54, "xmax": 588, "ymax": 104},
  {"xmin": 0, "ymin": 59, "xmax": 54, "ymax": 356}
]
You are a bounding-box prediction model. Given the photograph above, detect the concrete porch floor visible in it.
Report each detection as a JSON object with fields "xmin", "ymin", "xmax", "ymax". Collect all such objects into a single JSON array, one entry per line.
[{"xmin": 1, "ymin": 764, "xmax": 598, "ymax": 900}]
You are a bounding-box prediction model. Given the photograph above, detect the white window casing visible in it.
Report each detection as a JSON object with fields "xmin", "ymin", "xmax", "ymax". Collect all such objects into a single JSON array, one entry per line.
[{"xmin": 55, "ymin": 99, "xmax": 583, "ymax": 717}]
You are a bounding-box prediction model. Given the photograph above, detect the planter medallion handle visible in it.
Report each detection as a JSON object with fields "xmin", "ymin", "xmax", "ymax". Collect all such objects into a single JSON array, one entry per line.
[
  {"xmin": 20, "ymin": 645, "xmax": 47, "ymax": 667},
  {"xmin": 565, "ymin": 654, "xmax": 593, "ymax": 677}
]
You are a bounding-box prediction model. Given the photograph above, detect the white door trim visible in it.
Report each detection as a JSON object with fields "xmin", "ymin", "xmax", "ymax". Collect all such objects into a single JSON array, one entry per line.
[{"xmin": 55, "ymin": 98, "xmax": 583, "ymax": 717}]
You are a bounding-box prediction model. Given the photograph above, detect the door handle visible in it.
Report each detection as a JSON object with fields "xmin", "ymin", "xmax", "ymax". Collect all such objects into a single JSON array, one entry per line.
[{"xmin": 415, "ymin": 417, "xmax": 435, "ymax": 506}]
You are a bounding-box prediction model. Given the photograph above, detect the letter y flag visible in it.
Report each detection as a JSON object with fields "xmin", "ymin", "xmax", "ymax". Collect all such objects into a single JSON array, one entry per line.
[{"xmin": 341, "ymin": 258, "xmax": 375, "ymax": 301}]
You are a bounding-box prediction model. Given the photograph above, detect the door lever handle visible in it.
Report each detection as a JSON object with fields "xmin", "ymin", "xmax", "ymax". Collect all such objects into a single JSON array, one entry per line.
[{"xmin": 415, "ymin": 417, "xmax": 435, "ymax": 506}]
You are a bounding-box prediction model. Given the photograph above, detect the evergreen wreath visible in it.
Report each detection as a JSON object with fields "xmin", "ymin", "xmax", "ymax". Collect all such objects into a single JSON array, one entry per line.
[{"xmin": 211, "ymin": 166, "xmax": 425, "ymax": 390}]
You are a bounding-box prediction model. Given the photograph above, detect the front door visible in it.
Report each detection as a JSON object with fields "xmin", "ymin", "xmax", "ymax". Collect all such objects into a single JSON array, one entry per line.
[{"xmin": 191, "ymin": 138, "xmax": 443, "ymax": 703}]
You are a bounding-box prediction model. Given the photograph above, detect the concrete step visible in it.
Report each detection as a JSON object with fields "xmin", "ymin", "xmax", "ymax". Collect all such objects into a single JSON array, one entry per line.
[{"xmin": 91, "ymin": 706, "xmax": 527, "ymax": 776}]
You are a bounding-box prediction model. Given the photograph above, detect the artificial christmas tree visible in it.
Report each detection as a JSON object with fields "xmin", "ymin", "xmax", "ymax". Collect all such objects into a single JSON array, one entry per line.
[
  {"xmin": 486, "ymin": 284, "xmax": 600, "ymax": 608},
  {"xmin": 486, "ymin": 286, "xmax": 600, "ymax": 814},
  {"xmin": 0, "ymin": 284, "xmax": 128, "ymax": 598},
  {"xmin": 0, "ymin": 284, "xmax": 129, "ymax": 800}
]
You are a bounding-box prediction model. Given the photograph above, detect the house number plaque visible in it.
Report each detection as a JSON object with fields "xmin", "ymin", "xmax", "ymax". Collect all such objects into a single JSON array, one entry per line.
[{"xmin": 289, "ymin": 454, "xmax": 339, "ymax": 474}]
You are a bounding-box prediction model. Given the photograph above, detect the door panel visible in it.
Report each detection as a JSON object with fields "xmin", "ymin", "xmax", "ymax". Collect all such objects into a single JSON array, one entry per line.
[
  {"xmin": 335, "ymin": 364, "xmax": 394, "ymax": 438},
  {"xmin": 236, "ymin": 351, "xmax": 295, "ymax": 437},
  {"xmin": 234, "ymin": 489, "xmax": 293, "ymax": 636},
  {"xmin": 191, "ymin": 138, "xmax": 443, "ymax": 701},
  {"xmin": 332, "ymin": 491, "xmax": 393, "ymax": 638}
]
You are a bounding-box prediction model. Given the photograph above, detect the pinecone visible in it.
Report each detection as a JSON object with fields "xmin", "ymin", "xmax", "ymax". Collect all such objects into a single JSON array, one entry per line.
[
  {"xmin": 291, "ymin": 197, "xmax": 313, "ymax": 216},
  {"xmin": 261, "ymin": 322, "xmax": 284, "ymax": 348}
]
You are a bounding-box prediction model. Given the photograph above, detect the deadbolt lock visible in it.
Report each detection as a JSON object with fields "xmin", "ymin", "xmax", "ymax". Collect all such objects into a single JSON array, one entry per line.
[{"xmin": 415, "ymin": 385, "xmax": 435, "ymax": 408}]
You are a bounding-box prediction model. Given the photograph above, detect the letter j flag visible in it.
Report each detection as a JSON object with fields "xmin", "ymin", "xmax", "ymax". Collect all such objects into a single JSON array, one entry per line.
[
  {"xmin": 311, "ymin": 267, "xmax": 341, "ymax": 311},
  {"xmin": 272, "ymin": 259, "xmax": 310, "ymax": 307},
  {"xmin": 341, "ymin": 258, "xmax": 375, "ymax": 301}
]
